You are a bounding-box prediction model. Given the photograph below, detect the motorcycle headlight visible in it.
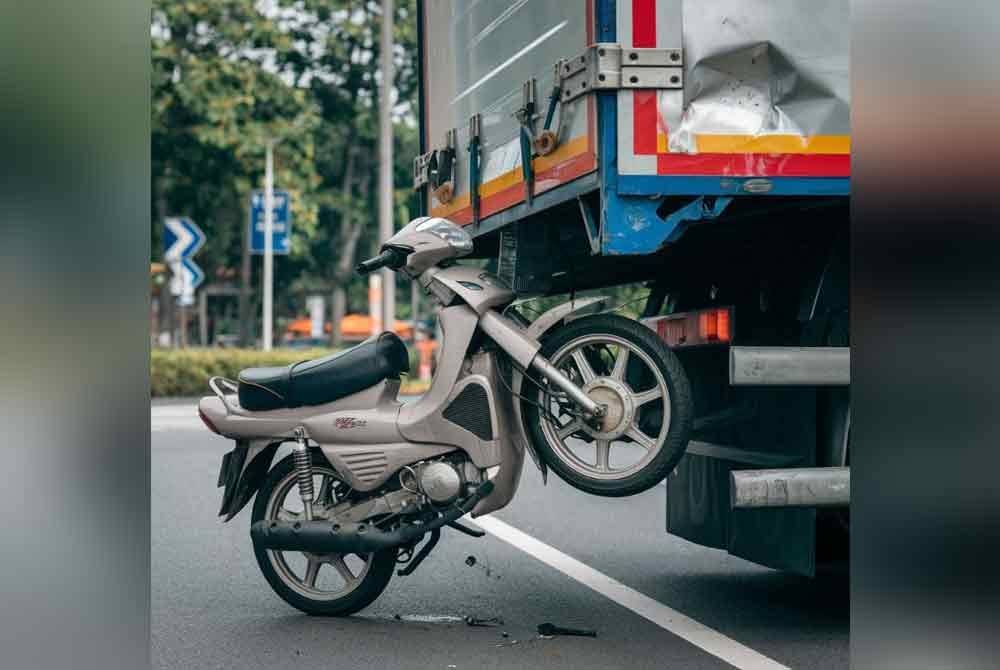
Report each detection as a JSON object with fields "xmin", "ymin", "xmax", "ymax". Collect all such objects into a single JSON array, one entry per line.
[{"xmin": 414, "ymin": 217, "xmax": 474, "ymax": 255}]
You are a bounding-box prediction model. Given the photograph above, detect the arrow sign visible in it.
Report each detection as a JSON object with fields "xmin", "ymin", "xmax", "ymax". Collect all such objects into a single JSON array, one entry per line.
[
  {"xmin": 164, "ymin": 217, "xmax": 206, "ymax": 263},
  {"xmin": 163, "ymin": 217, "xmax": 206, "ymax": 302}
]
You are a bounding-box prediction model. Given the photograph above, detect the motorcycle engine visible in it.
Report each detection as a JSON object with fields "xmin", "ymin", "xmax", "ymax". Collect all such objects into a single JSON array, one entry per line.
[{"xmin": 416, "ymin": 461, "xmax": 463, "ymax": 505}]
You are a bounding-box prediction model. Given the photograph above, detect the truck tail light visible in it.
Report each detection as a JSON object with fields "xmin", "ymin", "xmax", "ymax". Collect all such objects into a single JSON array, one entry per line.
[
  {"xmin": 643, "ymin": 306, "xmax": 733, "ymax": 348},
  {"xmin": 699, "ymin": 308, "xmax": 730, "ymax": 342}
]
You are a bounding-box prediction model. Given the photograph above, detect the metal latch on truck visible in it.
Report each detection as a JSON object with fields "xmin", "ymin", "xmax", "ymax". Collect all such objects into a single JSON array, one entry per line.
[
  {"xmin": 412, "ymin": 128, "xmax": 457, "ymax": 203},
  {"xmin": 412, "ymin": 42, "xmax": 683, "ymax": 200}
]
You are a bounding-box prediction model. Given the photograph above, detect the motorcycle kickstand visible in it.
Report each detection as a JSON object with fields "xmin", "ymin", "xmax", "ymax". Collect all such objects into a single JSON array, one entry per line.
[{"xmin": 397, "ymin": 528, "xmax": 441, "ymax": 577}]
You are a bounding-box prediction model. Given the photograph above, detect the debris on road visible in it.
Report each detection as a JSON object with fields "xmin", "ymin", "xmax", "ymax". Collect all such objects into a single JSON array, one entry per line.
[
  {"xmin": 464, "ymin": 615, "xmax": 503, "ymax": 627},
  {"xmin": 463, "ymin": 554, "xmax": 502, "ymax": 580},
  {"xmin": 389, "ymin": 614, "xmax": 465, "ymax": 624},
  {"xmin": 537, "ymin": 622, "xmax": 597, "ymax": 638}
]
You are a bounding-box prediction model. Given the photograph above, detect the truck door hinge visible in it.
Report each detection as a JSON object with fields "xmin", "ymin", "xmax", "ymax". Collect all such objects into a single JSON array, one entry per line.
[{"xmin": 559, "ymin": 43, "xmax": 683, "ymax": 103}]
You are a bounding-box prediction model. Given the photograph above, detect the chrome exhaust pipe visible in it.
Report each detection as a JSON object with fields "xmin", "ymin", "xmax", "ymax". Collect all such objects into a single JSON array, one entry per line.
[{"xmin": 730, "ymin": 467, "xmax": 849, "ymax": 508}]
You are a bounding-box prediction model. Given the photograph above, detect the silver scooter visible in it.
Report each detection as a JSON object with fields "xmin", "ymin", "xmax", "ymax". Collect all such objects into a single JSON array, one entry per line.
[{"xmin": 199, "ymin": 216, "xmax": 692, "ymax": 615}]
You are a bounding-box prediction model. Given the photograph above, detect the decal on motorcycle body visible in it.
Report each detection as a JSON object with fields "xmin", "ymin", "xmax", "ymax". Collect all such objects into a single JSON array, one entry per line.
[{"xmin": 335, "ymin": 417, "xmax": 368, "ymax": 429}]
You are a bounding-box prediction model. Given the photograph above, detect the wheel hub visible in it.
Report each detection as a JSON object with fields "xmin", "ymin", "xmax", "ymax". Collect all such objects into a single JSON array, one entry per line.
[{"xmin": 581, "ymin": 378, "xmax": 634, "ymax": 440}]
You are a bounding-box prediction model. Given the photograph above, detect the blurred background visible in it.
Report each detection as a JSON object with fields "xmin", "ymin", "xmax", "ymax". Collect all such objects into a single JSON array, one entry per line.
[
  {"xmin": 2, "ymin": 0, "xmax": 1000, "ymax": 668},
  {"xmin": 151, "ymin": 0, "xmax": 435, "ymax": 393},
  {"xmin": 148, "ymin": 0, "xmax": 649, "ymax": 399}
]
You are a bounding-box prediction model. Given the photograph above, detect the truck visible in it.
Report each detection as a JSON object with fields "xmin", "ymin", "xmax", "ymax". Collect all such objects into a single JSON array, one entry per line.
[{"xmin": 412, "ymin": 0, "xmax": 850, "ymax": 575}]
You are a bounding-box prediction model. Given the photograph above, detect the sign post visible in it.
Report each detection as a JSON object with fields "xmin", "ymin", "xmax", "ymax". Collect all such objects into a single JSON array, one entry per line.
[
  {"xmin": 379, "ymin": 0, "xmax": 396, "ymax": 332},
  {"xmin": 247, "ymin": 151, "xmax": 292, "ymax": 350},
  {"xmin": 262, "ymin": 140, "xmax": 275, "ymax": 351},
  {"xmin": 163, "ymin": 217, "xmax": 206, "ymax": 348}
]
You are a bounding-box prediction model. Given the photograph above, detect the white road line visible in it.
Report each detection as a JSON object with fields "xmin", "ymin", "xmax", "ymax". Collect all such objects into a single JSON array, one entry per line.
[
  {"xmin": 472, "ymin": 514, "xmax": 789, "ymax": 670},
  {"xmin": 152, "ymin": 405, "xmax": 199, "ymax": 418}
]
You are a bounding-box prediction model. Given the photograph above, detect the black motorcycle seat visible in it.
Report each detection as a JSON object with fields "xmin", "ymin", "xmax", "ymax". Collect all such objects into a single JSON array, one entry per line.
[{"xmin": 237, "ymin": 332, "xmax": 409, "ymax": 411}]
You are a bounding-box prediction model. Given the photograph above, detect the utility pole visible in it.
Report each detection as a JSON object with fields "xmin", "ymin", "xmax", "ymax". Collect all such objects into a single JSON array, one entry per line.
[
  {"xmin": 379, "ymin": 0, "xmax": 395, "ymax": 332},
  {"xmin": 262, "ymin": 139, "xmax": 275, "ymax": 351}
]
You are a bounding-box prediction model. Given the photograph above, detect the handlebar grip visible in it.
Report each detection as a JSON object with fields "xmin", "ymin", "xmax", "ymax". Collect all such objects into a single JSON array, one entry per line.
[
  {"xmin": 355, "ymin": 248, "xmax": 404, "ymax": 276},
  {"xmin": 355, "ymin": 255, "xmax": 385, "ymax": 276}
]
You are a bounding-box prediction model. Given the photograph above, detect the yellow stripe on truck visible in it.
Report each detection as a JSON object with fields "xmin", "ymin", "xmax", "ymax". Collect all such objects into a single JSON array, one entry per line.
[
  {"xmin": 692, "ymin": 134, "xmax": 851, "ymax": 155},
  {"xmin": 431, "ymin": 135, "xmax": 591, "ymax": 218}
]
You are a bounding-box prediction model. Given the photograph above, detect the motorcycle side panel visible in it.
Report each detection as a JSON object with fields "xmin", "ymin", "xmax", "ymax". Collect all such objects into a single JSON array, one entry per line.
[
  {"xmin": 319, "ymin": 442, "xmax": 457, "ymax": 492},
  {"xmin": 468, "ymin": 351, "xmax": 526, "ymax": 517},
  {"xmin": 198, "ymin": 381, "xmax": 401, "ymax": 441},
  {"xmin": 398, "ymin": 304, "xmax": 500, "ymax": 468}
]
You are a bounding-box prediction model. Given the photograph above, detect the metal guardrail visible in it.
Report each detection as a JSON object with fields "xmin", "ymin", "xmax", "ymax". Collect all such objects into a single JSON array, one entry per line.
[{"xmin": 729, "ymin": 346, "xmax": 850, "ymax": 386}]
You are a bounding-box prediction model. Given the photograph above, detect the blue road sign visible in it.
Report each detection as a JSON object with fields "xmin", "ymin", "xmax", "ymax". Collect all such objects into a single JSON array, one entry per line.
[
  {"xmin": 163, "ymin": 217, "xmax": 206, "ymax": 303},
  {"xmin": 249, "ymin": 190, "xmax": 291, "ymax": 254}
]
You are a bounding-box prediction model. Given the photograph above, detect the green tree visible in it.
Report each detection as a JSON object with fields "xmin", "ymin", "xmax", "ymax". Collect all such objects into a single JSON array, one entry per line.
[
  {"xmin": 152, "ymin": 0, "xmax": 323, "ymax": 344},
  {"xmin": 275, "ymin": 0, "xmax": 420, "ymax": 345},
  {"xmin": 152, "ymin": 0, "xmax": 420, "ymax": 347}
]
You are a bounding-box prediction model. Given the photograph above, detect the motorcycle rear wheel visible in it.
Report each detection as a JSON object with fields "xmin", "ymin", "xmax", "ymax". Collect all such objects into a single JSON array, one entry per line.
[
  {"xmin": 251, "ymin": 450, "xmax": 396, "ymax": 616},
  {"xmin": 523, "ymin": 313, "xmax": 693, "ymax": 497}
]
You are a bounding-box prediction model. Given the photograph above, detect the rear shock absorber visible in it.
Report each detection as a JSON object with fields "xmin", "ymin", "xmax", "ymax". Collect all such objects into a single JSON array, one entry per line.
[{"xmin": 292, "ymin": 427, "xmax": 314, "ymax": 520}]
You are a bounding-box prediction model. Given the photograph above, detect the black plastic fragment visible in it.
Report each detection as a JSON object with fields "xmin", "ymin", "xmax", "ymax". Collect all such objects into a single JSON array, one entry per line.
[{"xmin": 537, "ymin": 622, "xmax": 597, "ymax": 638}]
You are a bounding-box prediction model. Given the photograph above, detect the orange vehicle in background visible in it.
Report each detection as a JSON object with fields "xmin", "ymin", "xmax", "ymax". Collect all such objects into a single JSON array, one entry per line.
[{"xmin": 284, "ymin": 314, "xmax": 413, "ymax": 343}]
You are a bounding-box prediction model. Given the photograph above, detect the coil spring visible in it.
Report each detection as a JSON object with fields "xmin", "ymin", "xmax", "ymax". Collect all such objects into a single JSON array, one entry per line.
[{"xmin": 293, "ymin": 445, "xmax": 314, "ymax": 501}]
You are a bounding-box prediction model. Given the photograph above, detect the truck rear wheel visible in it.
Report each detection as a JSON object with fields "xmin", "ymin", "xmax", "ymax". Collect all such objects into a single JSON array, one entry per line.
[{"xmin": 523, "ymin": 314, "xmax": 693, "ymax": 497}]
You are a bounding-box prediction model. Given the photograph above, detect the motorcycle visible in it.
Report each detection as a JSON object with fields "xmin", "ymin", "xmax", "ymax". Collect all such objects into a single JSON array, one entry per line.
[{"xmin": 199, "ymin": 216, "xmax": 693, "ymax": 615}]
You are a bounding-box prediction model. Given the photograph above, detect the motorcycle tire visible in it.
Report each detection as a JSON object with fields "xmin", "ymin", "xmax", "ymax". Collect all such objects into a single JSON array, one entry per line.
[
  {"xmin": 522, "ymin": 313, "xmax": 693, "ymax": 497},
  {"xmin": 251, "ymin": 450, "xmax": 396, "ymax": 616}
]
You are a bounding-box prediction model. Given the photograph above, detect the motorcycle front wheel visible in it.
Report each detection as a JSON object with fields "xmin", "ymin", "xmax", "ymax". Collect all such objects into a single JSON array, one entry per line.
[
  {"xmin": 251, "ymin": 450, "xmax": 396, "ymax": 616},
  {"xmin": 522, "ymin": 313, "xmax": 693, "ymax": 497}
]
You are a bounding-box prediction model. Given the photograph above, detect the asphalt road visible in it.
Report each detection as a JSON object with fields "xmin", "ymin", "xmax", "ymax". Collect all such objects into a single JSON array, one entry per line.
[{"xmin": 152, "ymin": 400, "xmax": 848, "ymax": 670}]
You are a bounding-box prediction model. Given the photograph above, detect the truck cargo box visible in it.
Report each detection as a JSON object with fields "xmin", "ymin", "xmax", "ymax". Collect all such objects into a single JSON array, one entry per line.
[{"xmin": 415, "ymin": 0, "xmax": 850, "ymax": 256}]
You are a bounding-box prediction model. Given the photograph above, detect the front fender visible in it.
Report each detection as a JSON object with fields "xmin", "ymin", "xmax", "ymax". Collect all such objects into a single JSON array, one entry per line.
[{"xmin": 510, "ymin": 296, "xmax": 610, "ymax": 481}]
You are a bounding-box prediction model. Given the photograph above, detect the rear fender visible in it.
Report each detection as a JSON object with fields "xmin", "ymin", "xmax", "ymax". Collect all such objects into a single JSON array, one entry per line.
[
  {"xmin": 218, "ymin": 439, "xmax": 281, "ymax": 521},
  {"xmin": 510, "ymin": 296, "xmax": 609, "ymax": 481}
]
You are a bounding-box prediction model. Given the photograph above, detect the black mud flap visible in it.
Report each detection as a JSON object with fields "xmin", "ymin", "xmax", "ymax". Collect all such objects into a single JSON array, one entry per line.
[
  {"xmin": 667, "ymin": 442, "xmax": 816, "ymax": 576},
  {"xmin": 217, "ymin": 441, "xmax": 279, "ymax": 521}
]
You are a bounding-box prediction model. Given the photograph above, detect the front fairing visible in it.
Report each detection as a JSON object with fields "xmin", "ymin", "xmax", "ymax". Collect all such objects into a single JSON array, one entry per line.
[{"xmin": 430, "ymin": 265, "xmax": 515, "ymax": 315}]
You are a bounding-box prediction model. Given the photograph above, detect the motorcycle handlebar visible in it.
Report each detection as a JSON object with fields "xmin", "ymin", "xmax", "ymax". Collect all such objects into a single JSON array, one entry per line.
[{"xmin": 355, "ymin": 248, "xmax": 405, "ymax": 276}]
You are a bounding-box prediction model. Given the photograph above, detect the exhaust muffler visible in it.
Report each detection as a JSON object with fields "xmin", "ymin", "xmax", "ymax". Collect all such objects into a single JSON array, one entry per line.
[{"xmin": 251, "ymin": 481, "xmax": 494, "ymax": 554}]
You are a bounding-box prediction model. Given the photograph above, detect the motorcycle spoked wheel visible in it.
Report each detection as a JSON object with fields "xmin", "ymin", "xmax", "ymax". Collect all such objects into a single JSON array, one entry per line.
[
  {"xmin": 522, "ymin": 314, "xmax": 693, "ymax": 497},
  {"xmin": 251, "ymin": 450, "xmax": 396, "ymax": 616}
]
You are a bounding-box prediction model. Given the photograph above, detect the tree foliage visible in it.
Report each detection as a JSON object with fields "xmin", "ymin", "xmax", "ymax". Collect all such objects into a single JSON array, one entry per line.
[{"xmin": 152, "ymin": 0, "xmax": 420, "ymax": 341}]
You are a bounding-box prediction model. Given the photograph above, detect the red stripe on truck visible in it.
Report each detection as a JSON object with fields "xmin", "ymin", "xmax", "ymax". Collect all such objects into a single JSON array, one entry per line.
[
  {"xmin": 633, "ymin": 90, "xmax": 659, "ymax": 155},
  {"xmin": 631, "ymin": 1, "xmax": 659, "ymax": 156},
  {"xmin": 632, "ymin": 0, "xmax": 657, "ymax": 47},
  {"xmin": 656, "ymin": 152, "xmax": 851, "ymax": 178}
]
